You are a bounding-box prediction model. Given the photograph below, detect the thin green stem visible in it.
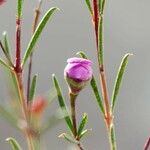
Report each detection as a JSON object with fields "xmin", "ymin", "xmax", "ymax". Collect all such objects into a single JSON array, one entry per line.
[
  {"xmin": 14, "ymin": 71, "xmax": 35, "ymax": 150},
  {"xmin": 69, "ymin": 92, "xmax": 84, "ymax": 150},
  {"xmin": 70, "ymin": 93, "xmax": 78, "ymax": 137},
  {"xmin": 15, "ymin": 1, "xmax": 35, "ymax": 149},
  {"xmin": 92, "ymin": 0, "xmax": 117, "ymax": 149},
  {"xmin": 108, "ymin": 124, "xmax": 117, "ymax": 150}
]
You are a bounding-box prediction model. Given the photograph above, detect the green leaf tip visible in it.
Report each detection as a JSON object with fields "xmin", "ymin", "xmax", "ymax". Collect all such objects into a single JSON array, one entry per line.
[
  {"xmin": 52, "ymin": 74, "xmax": 73, "ymax": 132},
  {"xmin": 59, "ymin": 133, "xmax": 79, "ymax": 144},
  {"xmin": 85, "ymin": 0, "xmax": 93, "ymax": 15},
  {"xmin": 0, "ymin": 58, "xmax": 13, "ymax": 71},
  {"xmin": 17, "ymin": 0, "xmax": 24, "ymax": 18},
  {"xmin": 76, "ymin": 51, "xmax": 88, "ymax": 59},
  {"xmin": 79, "ymin": 129, "xmax": 92, "ymax": 139},
  {"xmin": 78, "ymin": 113, "xmax": 88, "ymax": 138},
  {"xmin": 29, "ymin": 74, "xmax": 38, "ymax": 102},
  {"xmin": 111, "ymin": 53, "xmax": 133, "ymax": 111},
  {"xmin": 6, "ymin": 137, "xmax": 22, "ymax": 150},
  {"xmin": 2, "ymin": 31, "xmax": 10, "ymax": 53},
  {"xmin": 22, "ymin": 7, "xmax": 59, "ymax": 67},
  {"xmin": 2, "ymin": 31, "xmax": 12, "ymax": 64}
]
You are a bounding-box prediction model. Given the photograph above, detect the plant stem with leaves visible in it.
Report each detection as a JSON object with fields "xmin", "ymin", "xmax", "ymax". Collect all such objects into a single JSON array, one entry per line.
[
  {"xmin": 92, "ymin": 0, "xmax": 117, "ymax": 149},
  {"xmin": 27, "ymin": 0, "xmax": 42, "ymax": 103},
  {"xmin": 14, "ymin": 1, "xmax": 35, "ymax": 150},
  {"xmin": 83, "ymin": 0, "xmax": 132, "ymax": 149},
  {"xmin": 53, "ymin": 75, "xmax": 89, "ymax": 150},
  {"xmin": 0, "ymin": 0, "xmax": 58, "ymax": 149}
]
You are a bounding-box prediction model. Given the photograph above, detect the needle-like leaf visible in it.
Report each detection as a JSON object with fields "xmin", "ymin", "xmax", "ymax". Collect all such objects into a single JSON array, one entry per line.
[
  {"xmin": 0, "ymin": 58, "xmax": 13, "ymax": 71},
  {"xmin": 78, "ymin": 129, "xmax": 92, "ymax": 139},
  {"xmin": 77, "ymin": 113, "xmax": 88, "ymax": 137},
  {"xmin": 59, "ymin": 133, "xmax": 78, "ymax": 144},
  {"xmin": 6, "ymin": 137, "xmax": 22, "ymax": 150},
  {"xmin": 85, "ymin": 0, "xmax": 93, "ymax": 15},
  {"xmin": 22, "ymin": 7, "xmax": 58, "ymax": 67},
  {"xmin": 17, "ymin": 0, "xmax": 24, "ymax": 18},
  {"xmin": 111, "ymin": 53, "xmax": 132, "ymax": 111},
  {"xmin": 98, "ymin": 15, "xmax": 104, "ymax": 65},
  {"xmin": 2, "ymin": 31, "xmax": 11, "ymax": 60},
  {"xmin": 52, "ymin": 74, "xmax": 73, "ymax": 132},
  {"xmin": 29, "ymin": 74, "xmax": 37, "ymax": 102}
]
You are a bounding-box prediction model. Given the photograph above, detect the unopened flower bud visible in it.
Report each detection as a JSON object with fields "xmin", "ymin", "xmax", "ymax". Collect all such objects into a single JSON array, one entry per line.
[{"xmin": 64, "ymin": 57, "xmax": 93, "ymax": 95}]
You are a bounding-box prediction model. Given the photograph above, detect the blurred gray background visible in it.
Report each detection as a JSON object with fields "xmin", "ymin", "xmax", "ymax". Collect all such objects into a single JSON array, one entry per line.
[{"xmin": 0, "ymin": 0, "xmax": 150, "ymax": 149}]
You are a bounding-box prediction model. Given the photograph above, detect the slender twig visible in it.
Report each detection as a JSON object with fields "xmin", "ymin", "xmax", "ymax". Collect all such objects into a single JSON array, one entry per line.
[
  {"xmin": 92, "ymin": 0, "xmax": 117, "ymax": 149},
  {"xmin": 27, "ymin": 0, "xmax": 42, "ymax": 103},
  {"xmin": 93, "ymin": 0, "xmax": 111, "ymax": 128},
  {"xmin": 69, "ymin": 93, "xmax": 84, "ymax": 150},
  {"xmin": 93, "ymin": 0, "xmax": 99, "ymax": 49},
  {"xmin": 144, "ymin": 137, "xmax": 150, "ymax": 150},
  {"xmin": 70, "ymin": 93, "xmax": 78, "ymax": 137},
  {"xmin": 100, "ymin": 67, "xmax": 112, "ymax": 126},
  {"xmin": 14, "ymin": 71, "xmax": 35, "ymax": 150},
  {"xmin": 15, "ymin": 18, "xmax": 22, "ymax": 73},
  {"xmin": 77, "ymin": 143, "xmax": 84, "ymax": 150},
  {"xmin": 15, "ymin": 3, "xmax": 35, "ymax": 150}
]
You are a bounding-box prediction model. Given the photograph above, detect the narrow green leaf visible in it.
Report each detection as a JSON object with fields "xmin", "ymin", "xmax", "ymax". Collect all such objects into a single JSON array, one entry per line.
[
  {"xmin": 111, "ymin": 53, "xmax": 132, "ymax": 111},
  {"xmin": 110, "ymin": 126, "xmax": 116, "ymax": 148},
  {"xmin": 77, "ymin": 113, "xmax": 88, "ymax": 137},
  {"xmin": 0, "ymin": 105, "xmax": 19, "ymax": 129},
  {"xmin": 98, "ymin": 15, "xmax": 104, "ymax": 65},
  {"xmin": 79, "ymin": 129, "xmax": 92, "ymax": 139},
  {"xmin": 2, "ymin": 31, "xmax": 11, "ymax": 60},
  {"xmin": 90, "ymin": 77, "xmax": 105, "ymax": 114},
  {"xmin": 29, "ymin": 74, "xmax": 37, "ymax": 102},
  {"xmin": 76, "ymin": 51, "xmax": 88, "ymax": 59},
  {"xmin": 52, "ymin": 74, "xmax": 73, "ymax": 132},
  {"xmin": 6, "ymin": 137, "xmax": 22, "ymax": 150},
  {"xmin": 59, "ymin": 133, "xmax": 78, "ymax": 144},
  {"xmin": 98, "ymin": 0, "xmax": 102, "ymax": 12},
  {"xmin": 10, "ymin": 72, "xmax": 20, "ymax": 100},
  {"xmin": 17, "ymin": 0, "xmax": 24, "ymax": 18},
  {"xmin": 0, "ymin": 41, "xmax": 13, "ymax": 66},
  {"xmin": 22, "ymin": 7, "xmax": 58, "ymax": 67},
  {"xmin": 0, "ymin": 58, "xmax": 12, "ymax": 71},
  {"xmin": 101, "ymin": 0, "xmax": 106, "ymax": 14},
  {"xmin": 85, "ymin": 0, "xmax": 93, "ymax": 15},
  {"xmin": 77, "ymin": 51, "xmax": 105, "ymax": 115}
]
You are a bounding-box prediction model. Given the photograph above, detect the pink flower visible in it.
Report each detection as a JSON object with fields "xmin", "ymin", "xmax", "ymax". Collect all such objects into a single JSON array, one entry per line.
[
  {"xmin": 64, "ymin": 57, "xmax": 93, "ymax": 94},
  {"xmin": 0, "ymin": 0, "xmax": 6, "ymax": 5}
]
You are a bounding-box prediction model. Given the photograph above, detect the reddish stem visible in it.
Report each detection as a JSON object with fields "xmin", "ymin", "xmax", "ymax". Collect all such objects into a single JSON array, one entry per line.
[
  {"xmin": 93, "ymin": 0, "xmax": 111, "ymax": 127},
  {"xmin": 100, "ymin": 66, "xmax": 112, "ymax": 127},
  {"xmin": 93, "ymin": 0, "xmax": 99, "ymax": 49},
  {"xmin": 15, "ymin": 18, "xmax": 22, "ymax": 73},
  {"xmin": 144, "ymin": 137, "xmax": 150, "ymax": 150}
]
